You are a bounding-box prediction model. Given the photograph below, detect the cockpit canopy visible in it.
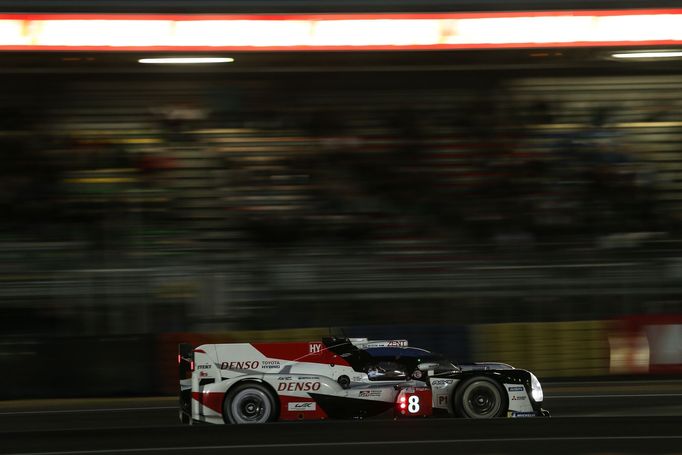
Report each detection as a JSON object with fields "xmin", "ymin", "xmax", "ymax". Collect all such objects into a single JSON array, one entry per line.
[
  {"xmin": 363, "ymin": 347, "xmax": 431, "ymax": 358},
  {"xmin": 323, "ymin": 336, "xmax": 460, "ymax": 379}
]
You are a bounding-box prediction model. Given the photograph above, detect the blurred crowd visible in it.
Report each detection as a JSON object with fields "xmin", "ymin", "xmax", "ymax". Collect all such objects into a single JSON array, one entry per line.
[{"xmin": 1, "ymin": 73, "xmax": 681, "ymax": 335}]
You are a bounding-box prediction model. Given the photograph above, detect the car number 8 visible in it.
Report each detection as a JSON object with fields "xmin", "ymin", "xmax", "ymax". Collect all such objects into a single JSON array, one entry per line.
[{"xmin": 408, "ymin": 395, "xmax": 420, "ymax": 413}]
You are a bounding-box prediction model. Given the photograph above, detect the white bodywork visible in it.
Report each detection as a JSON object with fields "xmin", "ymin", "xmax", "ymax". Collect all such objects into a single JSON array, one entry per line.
[
  {"xmin": 191, "ymin": 340, "xmax": 414, "ymax": 424},
  {"xmin": 182, "ymin": 339, "xmax": 541, "ymax": 423}
]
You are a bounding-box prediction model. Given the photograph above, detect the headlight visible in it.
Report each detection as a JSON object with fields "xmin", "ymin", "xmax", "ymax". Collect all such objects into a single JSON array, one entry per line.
[{"xmin": 530, "ymin": 373, "xmax": 543, "ymax": 402}]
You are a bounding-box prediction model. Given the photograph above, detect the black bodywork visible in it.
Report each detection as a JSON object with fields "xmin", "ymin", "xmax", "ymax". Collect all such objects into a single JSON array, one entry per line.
[
  {"xmin": 178, "ymin": 343, "xmax": 194, "ymax": 423},
  {"xmin": 323, "ymin": 337, "xmax": 545, "ymax": 416}
]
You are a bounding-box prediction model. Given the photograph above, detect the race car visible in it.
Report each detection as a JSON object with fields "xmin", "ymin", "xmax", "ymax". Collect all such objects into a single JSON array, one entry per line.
[{"xmin": 178, "ymin": 336, "xmax": 549, "ymax": 424}]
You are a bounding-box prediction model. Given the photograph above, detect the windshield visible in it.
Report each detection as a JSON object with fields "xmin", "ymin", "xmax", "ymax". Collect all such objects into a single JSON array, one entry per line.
[
  {"xmin": 362, "ymin": 347, "xmax": 459, "ymax": 377},
  {"xmin": 430, "ymin": 359, "xmax": 460, "ymax": 374}
]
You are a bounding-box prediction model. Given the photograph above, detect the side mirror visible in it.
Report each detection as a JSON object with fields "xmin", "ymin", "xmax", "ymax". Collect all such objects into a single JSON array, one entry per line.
[{"xmin": 417, "ymin": 362, "xmax": 439, "ymax": 371}]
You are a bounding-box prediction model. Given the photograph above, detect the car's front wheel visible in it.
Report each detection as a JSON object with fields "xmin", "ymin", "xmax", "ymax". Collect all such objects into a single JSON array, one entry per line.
[
  {"xmin": 223, "ymin": 383, "xmax": 277, "ymax": 424},
  {"xmin": 454, "ymin": 377, "xmax": 506, "ymax": 418}
]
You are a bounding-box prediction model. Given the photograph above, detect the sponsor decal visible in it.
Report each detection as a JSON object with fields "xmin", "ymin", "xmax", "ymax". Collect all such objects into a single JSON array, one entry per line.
[
  {"xmin": 277, "ymin": 382, "xmax": 321, "ymax": 392},
  {"xmin": 358, "ymin": 390, "xmax": 382, "ymax": 398},
  {"xmin": 199, "ymin": 371, "xmax": 209, "ymax": 377},
  {"xmin": 297, "ymin": 376, "xmax": 320, "ymax": 380},
  {"xmin": 387, "ymin": 340, "xmax": 407, "ymax": 347},
  {"xmin": 220, "ymin": 361, "xmax": 260, "ymax": 370},
  {"xmin": 287, "ymin": 402, "xmax": 317, "ymax": 411},
  {"xmin": 438, "ymin": 395, "xmax": 448, "ymax": 405},
  {"xmin": 278, "ymin": 376, "xmax": 293, "ymax": 381},
  {"xmin": 431, "ymin": 379, "xmax": 454, "ymax": 387},
  {"xmin": 365, "ymin": 340, "xmax": 408, "ymax": 348},
  {"xmin": 309, "ymin": 342, "xmax": 323, "ymax": 354},
  {"xmin": 197, "ymin": 364, "xmax": 211, "ymax": 370},
  {"xmin": 408, "ymin": 395, "xmax": 420, "ymax": 413},
  {"xmin": 351, "ymin": 376, "xmax": 364, "ymax": 382},
  {"xmin": 508, "ymin": 411, "xmax": 536, "ymax": 418},
  {"xmin": 508, "ymin": 386, "xmax": 524, "ymax": 392},
  {"xmin": 511, "ymin": 395, "xmax": 527, "ymax": 401},
  {"xmin": 262, "ymin": 360, "xmax": 281, "ymax": 370}
]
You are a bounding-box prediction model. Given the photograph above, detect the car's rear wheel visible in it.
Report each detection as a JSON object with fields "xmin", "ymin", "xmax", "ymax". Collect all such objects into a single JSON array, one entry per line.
[
  {"xmin": 455, "ymin": 377, "xmax": 506, "ymax": 418},
  {"xmin": 224, "ymin": 383, "xmax": 277, "ymax": 424}
]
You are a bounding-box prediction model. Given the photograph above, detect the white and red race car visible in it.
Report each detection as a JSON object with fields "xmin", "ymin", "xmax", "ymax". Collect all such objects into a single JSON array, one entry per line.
[{"xmin": 178, "ymin": 337, "xmax": 548, "ymax": 424}]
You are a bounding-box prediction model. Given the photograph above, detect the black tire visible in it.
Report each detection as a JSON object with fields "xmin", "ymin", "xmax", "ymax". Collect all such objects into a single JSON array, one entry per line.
[
  {"xmin": 179, "ymin": 410, "xmax": 191, "ymax": 425},
  {"xmin": 223, "ymin": 382, "xmax": 278, "ymax": 424},
  {"xmin": 454, "ymin": 376, "xmax": 507, "ymax": 419}
]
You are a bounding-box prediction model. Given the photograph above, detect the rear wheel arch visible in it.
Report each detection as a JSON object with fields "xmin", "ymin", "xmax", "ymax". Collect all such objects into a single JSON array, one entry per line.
[{"xmin": 222, "ymin": 379, "xmax": 280, "ymax": 424}]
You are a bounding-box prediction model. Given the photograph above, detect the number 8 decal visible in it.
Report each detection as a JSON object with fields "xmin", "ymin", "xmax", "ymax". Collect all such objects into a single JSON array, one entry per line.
[{"xmin": 408, "ymin": 395, "xmax": 420, "ymax": 413}]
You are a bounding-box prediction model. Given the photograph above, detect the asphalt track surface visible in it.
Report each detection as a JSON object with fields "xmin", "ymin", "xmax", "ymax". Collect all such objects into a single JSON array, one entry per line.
[{"xmin": 1, "ymin": 381, "xmax": 682, "ymax": 455}]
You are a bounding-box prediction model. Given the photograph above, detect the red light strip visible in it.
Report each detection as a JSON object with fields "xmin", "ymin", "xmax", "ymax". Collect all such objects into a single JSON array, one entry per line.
[
  {"xmin": 0, "ymin": 9, "xmax": 679, "ymax": 52},
  {"xmin": 1, "ymin": 9, "xmax": 681, "ymax": 21}
]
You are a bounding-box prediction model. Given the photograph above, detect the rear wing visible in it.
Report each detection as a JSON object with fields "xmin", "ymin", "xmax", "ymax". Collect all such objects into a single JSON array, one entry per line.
[
  {"xmin": 178, "ymin": 343, "xmax": 193, "ymax": 424},
  {"xmin": 178, "ymin": 342, "xmax": 194, "ymax": 378}
]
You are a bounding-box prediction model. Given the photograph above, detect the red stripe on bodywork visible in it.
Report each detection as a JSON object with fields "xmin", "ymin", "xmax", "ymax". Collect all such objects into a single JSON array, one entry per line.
[
  {"xmin": 193, "ymin": 349, "xmax": 206, "ymax": 354},
  {"xmin": 192, "ymin": 391, "xmax": 224, "ymax": 415},
  {"xmin": 251, "ymin": 342, "xmax": 350, "ymax": 367}
]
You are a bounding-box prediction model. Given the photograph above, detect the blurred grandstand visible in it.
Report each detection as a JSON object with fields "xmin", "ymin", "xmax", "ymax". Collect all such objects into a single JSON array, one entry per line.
[
  {"xmin": 0, "ymin": 2, "xmax": 680, "ymax": 399},
  {"xmin": 1, "ymin": 70, "xmax": 681, "ymax": 337}
]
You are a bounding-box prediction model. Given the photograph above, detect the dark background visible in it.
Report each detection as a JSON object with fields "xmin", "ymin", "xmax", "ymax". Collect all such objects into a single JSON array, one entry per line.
[
  {"xmin": 0, "ymin": 2, "xmax": 681, "ymax": 399},
  {"xmin": 0, "ymin": 0, "xmax": 680, "ymax": 12}
]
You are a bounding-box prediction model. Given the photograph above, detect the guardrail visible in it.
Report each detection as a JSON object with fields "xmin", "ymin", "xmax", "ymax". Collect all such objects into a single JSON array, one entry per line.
[
  {"xmin": 2, "ymin": 317, "xmax": 679, "ymax": 399},
  {"xmin": 2, "ymin": 242, "xmax": 682, "ymax": 335}
]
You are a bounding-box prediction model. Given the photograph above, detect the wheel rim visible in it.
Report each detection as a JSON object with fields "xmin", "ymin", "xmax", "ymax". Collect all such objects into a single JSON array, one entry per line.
[
  {"xmin": 230, "ymin": 389, "xmax": 271, "ymax": 424},
  {"xmin": 463, "ymin": 381, "xmax": 501, "ymax": 418}
]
